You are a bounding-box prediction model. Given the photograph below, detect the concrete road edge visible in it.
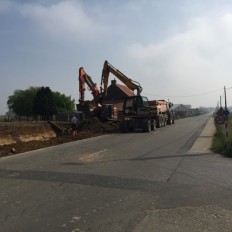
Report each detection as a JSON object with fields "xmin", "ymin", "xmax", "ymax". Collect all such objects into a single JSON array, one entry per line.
[{"xmin": 188, "ymin": 116, "xmax": 215, "ymax": 154}]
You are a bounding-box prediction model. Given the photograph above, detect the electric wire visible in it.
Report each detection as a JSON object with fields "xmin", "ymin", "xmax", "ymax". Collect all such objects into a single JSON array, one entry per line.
[{"xmin": 143, "ymin": 86, "xmax": 232, "ymax": 99}]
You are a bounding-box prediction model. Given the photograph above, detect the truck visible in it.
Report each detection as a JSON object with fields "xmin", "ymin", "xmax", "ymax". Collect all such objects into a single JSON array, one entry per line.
[
  {"xmin": 121, "ymin": 97, "xmax": 174, "ymax": 132},
  {"xmin": 149, "ymin": 100, "xmax": 175, "ymax": 128},
  {"xmin": 99, "ymin": 60, "xmax": 175, "ymax": 132}
]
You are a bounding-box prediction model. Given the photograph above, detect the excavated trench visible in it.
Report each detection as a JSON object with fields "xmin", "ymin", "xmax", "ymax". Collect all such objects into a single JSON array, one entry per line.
[{"xmin": 0, "ymin": 119, "xmax": 119, "ymax": 157}]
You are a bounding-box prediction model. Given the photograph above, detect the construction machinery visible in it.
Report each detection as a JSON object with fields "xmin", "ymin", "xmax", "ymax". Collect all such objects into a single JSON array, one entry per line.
[
  {"xmin": 101, "ymin": 60, "xmax": 143, "ymax": 96},
  {"xmin": 99, "ymin": 60, "xmax": 174, "ymax": 132},
  {"xmin": 77, "ymin": 67, "xmax": 114, "ymax": 121},
  {"xmin": 149, "ymin": 100, "xmax": 175, "ymax": 127},
  {"xmin": 121, "ymin": 97, "xmax": 174, "ymax": 133}
]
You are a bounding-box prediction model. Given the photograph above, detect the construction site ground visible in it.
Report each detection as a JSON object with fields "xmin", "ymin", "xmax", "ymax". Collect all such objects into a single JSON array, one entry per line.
[{"xmin": 0, "ymin": 118, "xmax": 119, "ymax": 158}]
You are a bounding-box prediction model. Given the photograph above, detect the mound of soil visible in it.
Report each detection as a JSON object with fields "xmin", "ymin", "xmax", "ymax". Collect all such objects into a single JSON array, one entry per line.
[
  {"xmin": 78, "ymin": 118, "xmax": 119, "ymax": 132},
  {"xmin": 0, "ymin": 119, "xmax": 119, "ymax": 158}
]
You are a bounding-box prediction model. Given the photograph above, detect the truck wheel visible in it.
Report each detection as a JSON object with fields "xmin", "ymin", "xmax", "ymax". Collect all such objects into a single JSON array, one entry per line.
[
  {"xmin": 156, "ymin": 117, "xmax": 161, "ymax": 128},
  {"xmin": 143, "ymin": 119, "xmax": 151, "ymax": 132},
  {"xmin": 167, "ymin": 116, "xmax": 171, "ymax": 125},
  {"xmin": 163, "ymin": 117, "xmax": 167, "ymax": 127},
  {"xmin": 167, "ymin": 112, "xmax": 171, "ymax": 125},
  {"xmin": 151, "ymin": 120, "xmax": 156, "ymax": 131},
  {"xmin": 172, "ymin": 117, "xmax": 175, "ymax": 124},
  {"xmin": 120, "ymin": 121, "xmax": 128, "ymax": 133}
]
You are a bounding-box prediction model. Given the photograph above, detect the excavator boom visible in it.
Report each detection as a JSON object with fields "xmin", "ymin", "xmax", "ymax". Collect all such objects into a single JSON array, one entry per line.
[
  {"xmin": 79, "ymin": 67, "xmax": 101, "ymax": 105},
  {"xmin": 101, "ymin": 60, "xmax": 142, "ymax": 96},
  {"xmin": 77, "ymin": 67, "xmax": 114, "ymax": 121}
]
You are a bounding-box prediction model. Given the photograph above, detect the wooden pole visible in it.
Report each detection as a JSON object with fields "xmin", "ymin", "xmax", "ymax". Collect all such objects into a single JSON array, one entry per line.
[{"xmin": 224, "ymin": 86, "xmax": 230, "ymax": 150}]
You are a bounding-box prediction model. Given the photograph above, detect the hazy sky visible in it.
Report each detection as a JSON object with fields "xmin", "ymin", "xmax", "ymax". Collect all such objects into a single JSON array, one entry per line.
[{"xmin": 1, "ymin": 0, "xmax": 232, "ymax": 115}]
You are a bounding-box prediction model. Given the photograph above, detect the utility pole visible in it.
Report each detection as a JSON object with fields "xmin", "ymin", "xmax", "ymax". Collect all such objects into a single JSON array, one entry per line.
[
  {"xmin": 224, "ymin": 86, "xmax": 228, "ymax": 110},
  {"xmin": 220, "ymin": 95, "xmax": 222, "ymax": 108},
  {"xmin": 224, "ymin": 86, "xmax": 230, "ymax": 151}
]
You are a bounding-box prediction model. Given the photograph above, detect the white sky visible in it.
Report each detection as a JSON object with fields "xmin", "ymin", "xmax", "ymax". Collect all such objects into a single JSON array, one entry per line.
[{"xmin": 1, "ymin": 0, "xmax": 232, "ymax": 115}]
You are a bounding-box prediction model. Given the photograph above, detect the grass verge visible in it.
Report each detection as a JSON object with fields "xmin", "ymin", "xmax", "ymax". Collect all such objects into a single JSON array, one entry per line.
[{"xmin": 211, "ymin": 115, "xmax": 232, "ymax": 156}]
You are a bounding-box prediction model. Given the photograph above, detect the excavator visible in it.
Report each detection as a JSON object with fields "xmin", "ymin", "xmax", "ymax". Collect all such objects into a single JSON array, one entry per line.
[
  {"xmin": 100, "ymin": 60, "xmax": 174, "ymax": 132},
  {"xmin": 77, "ymin": 67, "xmax": 114, "ymax": 121}
]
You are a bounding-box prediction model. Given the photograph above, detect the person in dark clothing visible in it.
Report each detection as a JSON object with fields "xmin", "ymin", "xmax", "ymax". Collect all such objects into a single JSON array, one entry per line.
[{"xmin": 71, "ymin": 115, "xmax": 78, "ymax": 135}]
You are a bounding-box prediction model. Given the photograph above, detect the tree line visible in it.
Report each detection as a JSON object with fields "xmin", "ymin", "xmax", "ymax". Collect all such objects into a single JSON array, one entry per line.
[{"xmin": 7, "ymin": 86, "xmax": 75, "ymax": 120}]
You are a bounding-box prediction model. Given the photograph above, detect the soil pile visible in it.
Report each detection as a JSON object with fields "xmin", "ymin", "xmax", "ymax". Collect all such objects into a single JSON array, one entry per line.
[
  {"xmin": 78, "ymin": 118, "xmax": 119, "ymax": 133},
  {"xmin": 0, "ymin": 119, "xmax": 119, "ymax": 157}
]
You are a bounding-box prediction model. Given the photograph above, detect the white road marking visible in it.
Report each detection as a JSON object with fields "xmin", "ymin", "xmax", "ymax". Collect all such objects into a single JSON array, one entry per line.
[{"xmin": 79, "ymin": 149, "xmax": 107, "ymax": 161}]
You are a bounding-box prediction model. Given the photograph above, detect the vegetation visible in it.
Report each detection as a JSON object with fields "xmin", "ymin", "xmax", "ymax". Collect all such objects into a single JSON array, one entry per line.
[
  {"xmin": 53, "ymin": 91, "xmax": 75, "ymax": 112},
  {"xmin": 7, "ymin": 87, "xmax": 40, "ymax": 116},
  {"xmin": 33, "ymin": 87, "xmax": 57, "ymax": 120},
  {"xmin": 7, "ymin": 86, "xmax": 75, "ymax": 119},
  {"xmin": 212, "ymin": 116, "xmax": 232, "ymax": 156}
]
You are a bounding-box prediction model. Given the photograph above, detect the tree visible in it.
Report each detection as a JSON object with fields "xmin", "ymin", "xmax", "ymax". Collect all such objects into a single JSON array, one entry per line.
[
  {"xmin": 33, "ymin": 87, "xmax": 57, "ymax": 119},
  {"xmin": 7, "ymin": 86, "xmax": 76, "ymax": 118},
  {"xmin": 7, "ymin": 87, "xmax": 39, "ymax": 116},
  {"xmin": 53, "ymin": 91, "xmax": 75, "ymax": 112}
]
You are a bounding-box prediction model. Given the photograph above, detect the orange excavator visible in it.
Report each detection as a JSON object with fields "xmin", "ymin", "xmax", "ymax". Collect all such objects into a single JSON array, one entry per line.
[{"xmin": 77, "ymin": 67, "xmax": 114, "ymax": 121}]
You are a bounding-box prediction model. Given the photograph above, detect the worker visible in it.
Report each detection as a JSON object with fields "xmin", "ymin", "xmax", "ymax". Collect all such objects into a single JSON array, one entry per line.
[{"xmin": 71, "ymin": 115, "xmax": 78, "ymax": 135}]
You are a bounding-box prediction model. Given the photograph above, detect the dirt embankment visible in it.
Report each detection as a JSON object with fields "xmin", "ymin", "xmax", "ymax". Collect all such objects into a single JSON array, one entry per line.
[{"xmin": 0, "ymin": 118, "xmax": 119, "ymax": 157}]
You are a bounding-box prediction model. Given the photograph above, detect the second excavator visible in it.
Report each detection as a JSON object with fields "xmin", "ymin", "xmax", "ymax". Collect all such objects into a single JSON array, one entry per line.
[{"xmin": 77, "ymin": 67, "xmax": 115, "ymax": 121}]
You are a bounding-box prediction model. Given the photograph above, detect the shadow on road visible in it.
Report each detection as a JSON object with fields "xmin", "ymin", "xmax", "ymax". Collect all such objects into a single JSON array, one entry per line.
[{"xmin": 0, "ymin": 168, "xmax": 164, "ymax": 193}]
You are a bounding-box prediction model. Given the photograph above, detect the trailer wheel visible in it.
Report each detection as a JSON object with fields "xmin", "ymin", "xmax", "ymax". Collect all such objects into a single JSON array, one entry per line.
[
  {"xmin": 163, "ymin": 116, "xmax": 167, "ymax": 127},
  {"xmin": 143, "ymin": 119, "xmax": 151, "ymax": 132},
  {"xmin": 167, "ymin": 114, "xmax": 171, "ymax": 125},
  {"xmin": 151, "ymin": 120, "xmax": 156, "ymax": 131},
  {"xmin": 172, "ymin": 117, "xmax": 175, "ymax": 124},
  {"xmin": 156, "ymin": 117, "xmax": 161, "ymax": 128}
]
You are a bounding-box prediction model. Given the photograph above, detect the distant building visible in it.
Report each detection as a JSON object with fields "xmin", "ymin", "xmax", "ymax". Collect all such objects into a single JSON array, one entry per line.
[
  {"xmin": 184, "ymin": 105, "xmax": 191, "ymax": 110},
  {"xmin": 187, "ymin": 108, "xmax": 200, "ymax": 117},
  {"xmin": 172, "ymin": 104, "xmax": 188, "ymax": 118}
]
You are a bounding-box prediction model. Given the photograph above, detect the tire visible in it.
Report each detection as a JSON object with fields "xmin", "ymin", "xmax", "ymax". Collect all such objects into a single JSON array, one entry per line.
[
  {"xmin": 143, "ymin": 119, "xmax": 151, "ymax": 132},
  {"xmin": 120, "ymin": 121, "xmax": 128, "ymax": 133},
  {"xmin": 167, "ymin": 114, "xmax": 172, "ymax": 125},
  {"xmin": 156, "ymin": 117, "xmax": 161, "ymax": 128},
  {"xmin": 151, "ymin": 120, "xmax": 156, "ymax": 131},
  {"xmin": 172, "ymin": 118, "xmax": 175, "ymax": 124},
  {"xmin": 163, "ymin": 116, "xmax": 167, "ymax": 127}
]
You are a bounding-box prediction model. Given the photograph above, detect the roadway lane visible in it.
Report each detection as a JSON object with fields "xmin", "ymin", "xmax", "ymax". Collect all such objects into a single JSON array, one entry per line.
[{"xmin": 1, "ymin": 114, "xmax": 228, "ymax": 232}]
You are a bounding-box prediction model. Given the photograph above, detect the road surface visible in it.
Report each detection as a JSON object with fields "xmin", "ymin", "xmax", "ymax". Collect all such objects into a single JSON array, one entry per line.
[{"xmin": 1, "ymin": 114, "xmax": 232, "ymax": 232}]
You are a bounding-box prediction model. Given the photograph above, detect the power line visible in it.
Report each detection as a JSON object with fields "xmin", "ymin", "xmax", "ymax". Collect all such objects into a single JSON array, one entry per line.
[{"xmin": 143, "ymin": 87, "xmax": 224, "ymax": 98}]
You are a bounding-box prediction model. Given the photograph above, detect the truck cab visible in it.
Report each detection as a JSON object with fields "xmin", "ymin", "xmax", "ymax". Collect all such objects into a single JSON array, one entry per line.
[
  {"xmin": 123, "ymin": 96, "xmax": 151, "ymax": 117},
  {"xmin": 121, "ymin": 96, "xmax": 155, "ymax": 132}
]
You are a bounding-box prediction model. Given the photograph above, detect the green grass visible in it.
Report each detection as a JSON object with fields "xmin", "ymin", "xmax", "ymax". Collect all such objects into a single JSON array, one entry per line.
[{"xmin": 212, "ymin": 116, "xmax": 232, "ymax": 156}]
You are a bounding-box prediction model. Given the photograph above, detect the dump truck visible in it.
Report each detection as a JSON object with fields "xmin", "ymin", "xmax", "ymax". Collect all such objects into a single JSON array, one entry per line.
[
  {"xmin": 120, "ymin": 97, "xmax": 174, "ymax": 132},
  {"xmin": 149, "ymin": 99, "xmax": 175, "ymax": 127}
]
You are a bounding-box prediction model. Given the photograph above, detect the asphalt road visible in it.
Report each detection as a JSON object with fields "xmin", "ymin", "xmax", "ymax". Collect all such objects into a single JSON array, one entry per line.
[{"xmin": 1, "ymin": 114, "xmax": 232, "ymax": 232}]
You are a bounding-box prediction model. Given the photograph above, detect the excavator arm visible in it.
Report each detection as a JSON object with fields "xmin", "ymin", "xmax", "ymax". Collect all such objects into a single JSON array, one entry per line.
[
  {"xmin": 78, "ymin": 67, "xmax": 114, "ymax": 121},
  {"xmin": 101, "ymin": 60, "xmax": 143, "ymax": 96},
  {"xmin": 79, "ymin": 67, "xmax": 101, "ymax": 105}
]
